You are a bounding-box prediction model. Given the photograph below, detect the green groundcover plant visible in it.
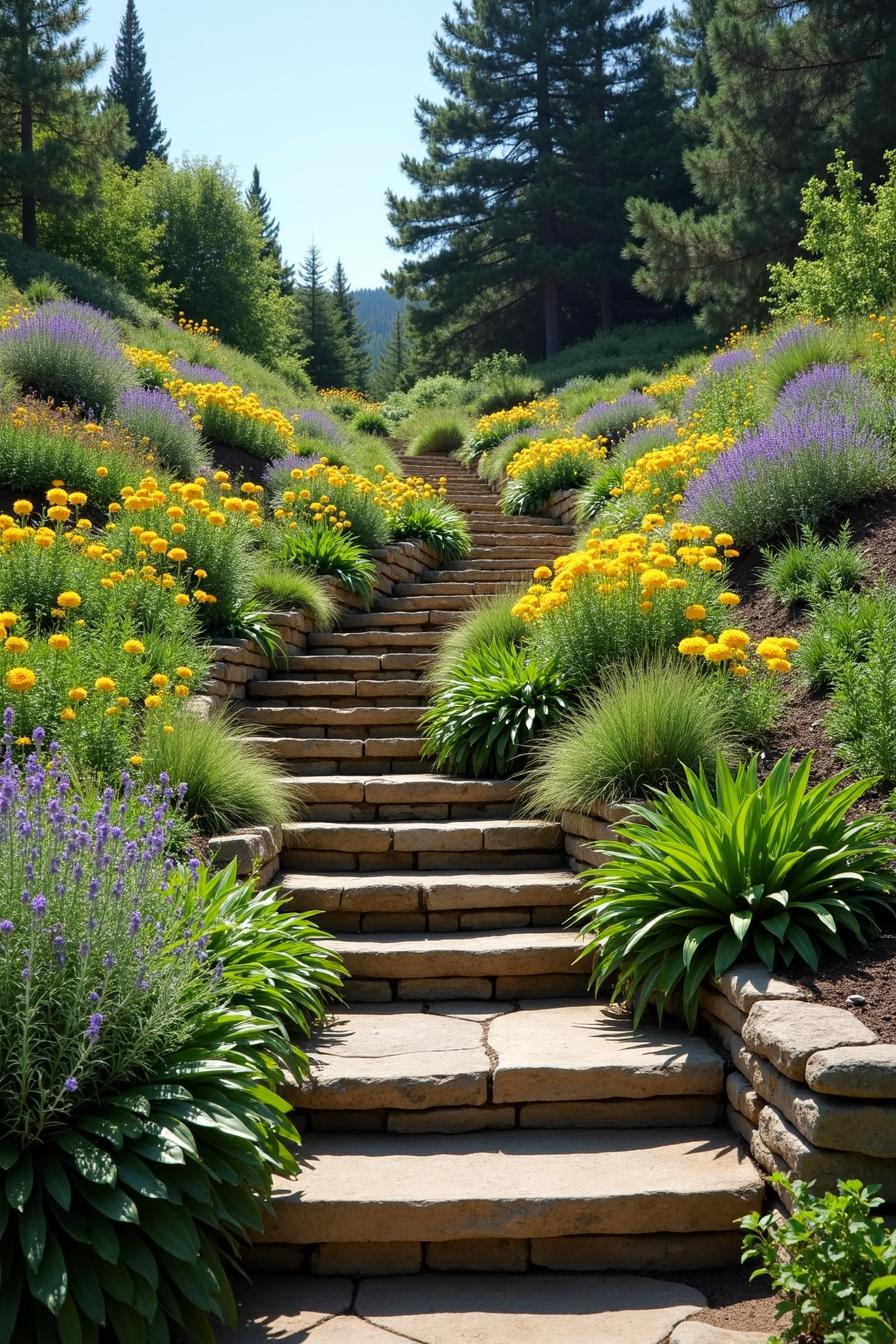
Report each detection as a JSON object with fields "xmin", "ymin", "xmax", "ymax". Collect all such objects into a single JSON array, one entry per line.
[
  {"xmin": 420, "ymin": 640, "xmax": 570, "ymax": 778},
  {"xmin": 273, "ymin": 524, "xmax": 376, "ymax": 605},
  {"xmin": 0, "ymin": 728, "xmax": 343, "ymax": 1342},
  {"xmin": 576, "ymin": 752, "xmax": 896, "ymax": 1028},
  {"xmin": 740, "ymin": 1174, "xmax": 896, "ymax": 1344}
]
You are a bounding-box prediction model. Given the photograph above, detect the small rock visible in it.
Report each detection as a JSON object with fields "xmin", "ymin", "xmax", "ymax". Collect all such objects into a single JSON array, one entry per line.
[{"xmin": 847, "ymin": 994, "xmax": 867, "ymax": 1008}]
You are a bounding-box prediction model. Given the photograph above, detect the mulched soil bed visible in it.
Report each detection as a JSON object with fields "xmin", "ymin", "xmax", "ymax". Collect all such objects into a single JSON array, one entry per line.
[
  {"xmin": 662, "ymin": 1264, "xmax": 781, "ymax": 1339},
  {"xmin": 726, "ymin": 490, "xmax": 896, "ymax": 1041}
]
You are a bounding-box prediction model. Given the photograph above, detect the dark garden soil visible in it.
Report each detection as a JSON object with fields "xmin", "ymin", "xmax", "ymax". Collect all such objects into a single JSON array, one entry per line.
[
  {"xmin": 661, "ymin": 1264, "xmax": 782, "ymax": 1340},
  {"xmin": 727, "ymin": 488, "xmax": 896, "ymax": 1041}
]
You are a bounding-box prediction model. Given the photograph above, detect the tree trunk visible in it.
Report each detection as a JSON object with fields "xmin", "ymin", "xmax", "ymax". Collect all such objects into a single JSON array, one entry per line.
[
  {"xmin": 21, "ymin": 101, "xmax": 36, "ymax": 248},
  {"xmin": 534, "ymin": 0, "xmax": 562, "ymax": 359},
  {"xmin": 600, "ymin": 275, "xmax": 614, "ymax": 331}
]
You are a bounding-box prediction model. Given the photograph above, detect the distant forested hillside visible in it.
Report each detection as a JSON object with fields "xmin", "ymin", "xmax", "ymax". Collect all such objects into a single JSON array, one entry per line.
[{"xmin": 354, "ymin": 288, "xmax": 404, "ymax": 371}]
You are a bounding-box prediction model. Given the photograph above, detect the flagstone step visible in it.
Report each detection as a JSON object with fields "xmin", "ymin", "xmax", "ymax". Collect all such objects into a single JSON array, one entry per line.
[
  {"xmin": 308, "ymin": 630, "xmax": 442, "ymax": 651},
  {"xmin": 392, "ymin": 581, "xmax": 519, "ymax": 597},
  {"xmin": 284, "ymin": 653, "xmax": 432, "ymax": 676},
  {"xmin": 242, "ymin": 704, "xmax": 424, "ymax": 731},
  {"xmin": 250, "ymin": 736, "xmax": 426, "ymax": 773},
  {"xmin": 282, "ymin": 868, "xmax": 580, "ymax": 931},
  {"xmin": 324, "ymin": 928, "xmax": 584, "ymax": 997},
  {"xmin": 288, "ymin": 1001, "xmax": 725, "ymax": 1135},
  {"xmin": 262, "ymin": 1126, "xmax": 763, "ymax": 1249},
  {"xmin": 376, "ymin": 595, "xmax": 477, "ymax": 612},
  {"xmin": 293, "ymin": 773, "xmax": 521, "ymax": 822},
  {"xmin": 282, "ymin": 819, "xmax": 561, "ymax": 863},
  {"xmin": 249, "ymin": 677, "xmax": 426, "ymax": 700}
]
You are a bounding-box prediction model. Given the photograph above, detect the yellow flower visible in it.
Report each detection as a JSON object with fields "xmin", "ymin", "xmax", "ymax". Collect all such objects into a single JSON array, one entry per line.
[
  {"xmin": 174, "ymin": 683, "xmax": 190, "ymax": 698},
  {"xmin": 206, "ymin": 511, "xmax": 225, "ymax": 527},
  {"xmin": 678, "ymin": 636, "xmax": 709, "ymax": 656},
  {"xmin": 122, "ymin": 639, "xmax": 145, "ymax": 655},
  {"xmin": 48, "ymin": 633, "xmax": 70, "ymax": 652},
  {"xmin": 718, "ymin": 592, "xmax": 740, "ymax": 608},
  {"xmin": 116, "ymin": 696, "xmax": 130, "ymax": 707},
  {"xmin": 46, "ymin": 487, "xmax": 68, "ymax": 506},
  {"xmin": 718, "ymin": 629, "xmax": 751, "ymax": 652},
  {"xmin": 0, "ymin": 611, "xmax": 17, "ymax": 627},
  {"xmin": 144, "ymin": 694, "xmax": 162, "ymax": 709},
  {"xmin": 47, "ymin": 505, "xmax": 71, "ymax": 523},
  {"xmin": 173, "ymin": 593, "xmax": 190, "ymax": 607},
  {"xmin": 94, "ymin": 676, "xmax": 117, "ymax": 692},
  {"xmin": 168, "ymin": 547, "xmax": 187, "ymax": 563},
  {"xmin": 96, "ymin": 466, "xmax": 109, "ymax": 478},
  {"xmin": 703, "ymin": 643, "xmax": 733, "ymax": 663},
  {"xmin": 765, "ymin": 657, "xmax": 792, "ymax": 674},
  {"xmin": 129, "ymin": 755, "xmax": 144, "ymax": 767},
  {"xmin": 68, "ymin": 491, "xmax": 87, "ymax": 507},
  {"xmin": 175, "ymin": 666, "xmax": 193, "ymax": 679},
  {"xmin": 163, "ymin": 724, "xmax": 175, "ymax": 734},
  {"xmin": 4, "ymin": 636, "xmax": 28, "ymax": 654},
  {"xmin": 714, "ymin": 533, "xmax": 734, "ymax": 547},
  {"xmin": 756, "ymin": 638, "xmax": 784, "ymax": 658},
  {"xmin": 778, "ymin": 637, "xmax": 800, "ymax": 652},
  {"xmin": 150, "ymin": 538, "xmax": 168, "ymax": 554},
  {"xmin": 533, "ymin": 566, "xmax": 552, "ymax": 581},
  {"xmin": 68, "ymin": 687, "xmax": 88, "ymax": 702},
  {"xmin": 685, "ymin": 604, "xmax": 706, "ymax": 621},
  {"xmin": 60, "ymin": 707, "xmax": 77, "ymax": 722},
  {"xmin": 699, "ymin": 557, "xmax": 723, "ymax": 573},
  {"xmin": 150, "ymin": 673, "xmax": 169, "ymax": 689},
  {"xmin": 57, "ymin": 591, "xmax": 82, "ymax": 610},
  {"xmin": 5, "ymin": 667, "xmax": 36, "ymax": 693},
  {"xmin": 12, "ymin": 499, "xmax": 32, "ymax": 515}
]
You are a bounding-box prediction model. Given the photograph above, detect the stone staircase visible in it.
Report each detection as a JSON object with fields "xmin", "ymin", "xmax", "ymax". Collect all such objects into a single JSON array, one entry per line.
[{"xmin": 241, "ymin": 450, "xmax": 763, "ymax": 1281}]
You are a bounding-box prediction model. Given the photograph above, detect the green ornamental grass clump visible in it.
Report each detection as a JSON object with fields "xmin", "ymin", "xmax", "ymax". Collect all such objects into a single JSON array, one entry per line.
[
  {"xmin": 428, "ymin": 592, "xmax": 527, "ymax": 689},
  {"xmin": 250, "ymin": 563, "xmax": 338, "ymax": 625},
  {"xmin": 761, "ymin": 524, "xmax": 867, "ymax": 607},
  {"xmin": 576, "ymin": 752, "xmax": 896, "ymax": 1028},
  {"xmin": 275, "ymin": 524, "xmax": 377, "ymax": 605},
  {"xmin": 408, "ymin": 416, "xmax": 466, "ymax": 457},
  {"xmin": 353, "ymin": 409, "xmax": 390, "ymax": 437},
  {"xmin": 421, "ymin": 640, "xmax": 570, "ymax": 778},
  {"xmin": 390, "ymin": 497, "xmax": 472, "ymax": 561},
  {"xmin": 799, "ymin": 582, "xmax": 896, "ymax": 693}
]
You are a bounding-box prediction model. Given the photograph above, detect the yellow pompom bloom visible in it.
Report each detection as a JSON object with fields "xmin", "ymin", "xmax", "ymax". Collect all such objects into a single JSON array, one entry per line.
[
  {"xmin": 685, "ymin": 604, "xmax": 706, "ymax": 621},
  {"xmin": 163, "ymin": 724, "xmax": 175, "ymax": 734},
  {"xmin": 756, "ymin": 638, "xmax": 784, "ymax": 658},
  {"xmin": 533, "ymin": 566, "xmax": 552, "ymax": 581},
  {"xmin": 48, "ymin": 634, "xmax": 70, "ymax": 652},
  {"xmin": 144, "ymin": 694, "xmax": 162, "ymax": 709},
  {"xmin": 4, "ymin": 636, "xmax": 28, "ymax": 654},
  {"xmin": 106, "ymin": 705, "xmax": 119, "ymax": 716},
  {"xmin": 703, "ymin": 643, "xmax": 733, "ymax": 663},
  {"xmin": 778, "ymin": 637, "xmax": 800, "ymax": 652},
  {"xmin": 46, "ymin": 488, "xmax": 68, "ymax": 506},
  {"xmin": 699, "ymin": 557, "xmax": 723, "ymax": 573},
  {"xmin": 174, "ymin": 683, "xmax": 190, "ymax": 698},
  {"xmin": 150, "ymin": 538, "xmax": 168, "ymax": 554},
  {"xmin": 129, "ymin": 755, "xmax": 144, "ymax": 767},
  {"xmin": 96, "ymin": 466, "xmax": 108, "ymax": 478},
  {"xmin": 68, "ymin": 491, "xmax": 87, "ymax": 507},
  {"xmin": 173, "ymin": 593, "xmax": 190, "ymax": 607},
  {"xmin": 678, "ymin": 636, "xmax": 708, "ymax": 656},
  {"xmin": 206, "ymin": 511, "xmax": 226, "ymax": 527},
  {"xmin": 5, "ymin": 667, "xmax": 36, "ymax": 692},
  {"xmin": 718, "ymin": 592, "xmax": 741, "ymax": 608},
  {"xmin": 94, "ymin": 676, "xmax": 117, "ymax": 692},
  {"xmin": 0, "ymin": 611, "xmax": 17, "ymax": 627},
  {"xmin": 123, "ymin": 639, "xmax": 145, "ymax": 655},
  {"xmin": 714, "ymin": 533, "xmax": 734, "ymax": 547},
  {"xmin": 150, "ymin": 673, "xmax": 169, "ymax": 689},
  {"xmin": 47, "ymin": 505, "xmax": 71, "ymax": 523},
  {"xmin": 68, "ymin": 687, "xmax": 88, "ymax": 702},
  {"xmin": 60, "ymin": 707, "xmax": 77, "ymax": 722},
  {"xmin": 765, "ymin": 657, "xmax": 792, "ymax": 674},
  {"xmin": 168, "ymin": 547, "xmax": 187, "ymax": 563},
  {"xmin": 175, "ymin": 666, "xmax": 193, "ymax": 679},
  {"xmin": 57, "ymin": 591, "xmax": 82, "ymax": 609},
  {"xmin": 718, "ymin": 629, "xmax": 751, "ymax": 652},
  {"xmin": 12, "ymin": 499, "xmax": 32, "ymax": 515}
]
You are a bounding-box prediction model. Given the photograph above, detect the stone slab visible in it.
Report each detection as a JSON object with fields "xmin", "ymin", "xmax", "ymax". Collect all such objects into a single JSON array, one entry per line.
[
  {"xmin": 758, "ymin": 1104, "xmax": 896, "ymax": 1199},
  {"xmin": 268, "ymin": 1128, "xmax": 763, "ymax": 1243},
  {"xmin": 217, "ymin": 1277, "xmax": 352, "ymax": 1341},
  {"xmin": 742, "ymin": 999, "xmax": 877, "ymax": 1081},
  {"xmin": 715, "ymin": 966, "xmax": 808, "ymax": 1013},
  {"xmin": 490, "ymin": 1002, "xmax": 723, "ymax": 1103},
  {"xmin": 331, "ymin": 929, "xmax": 581, "ymax": 979},
  {"xmin": 805, "ymin": 1044, "xmax": 896, "ymax": 1099},
  {"xmin": 356, "ymin": 1274, "xmax": 705, "ymax": 1344},
  {"xmin": 293, "ymin": 1007, "xmax": 489, "ymax": 1111}
]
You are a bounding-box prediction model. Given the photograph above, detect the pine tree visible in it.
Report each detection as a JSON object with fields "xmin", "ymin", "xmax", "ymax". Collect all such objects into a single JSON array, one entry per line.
[
  {"xmin": 0, "ymin": 0, "xmax": 129, "ymax": 247},
  {"xmin": 105, "ymin": 0, "xmax": 167, "ymax": 169},
  {"xmin": 372, "ymin": 311, "xmax": 412, "ymax": 398},
  {"xmin": 627, "ymin": 0, "xmax": 896, "ymax": 333},
  {"xmin": 386, "ymin": 0, "xmax": 683, "ymax": 364},
  {"xmin": 291, "ymin": 244, "xmax": 354, "ymax": 388},
  {"xmin": 246, "ymin": 165, "xmax": 295, "ymax": 295},
  {"xmin": 331, "ymin": 259, "xmax": 371, "ymax": 391}
]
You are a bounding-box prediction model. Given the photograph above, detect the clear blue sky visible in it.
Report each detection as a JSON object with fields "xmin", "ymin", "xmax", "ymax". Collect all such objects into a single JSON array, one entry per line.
[{"xmin": 82, "ymin": 0, "xmax": 666, "ymax": 290}]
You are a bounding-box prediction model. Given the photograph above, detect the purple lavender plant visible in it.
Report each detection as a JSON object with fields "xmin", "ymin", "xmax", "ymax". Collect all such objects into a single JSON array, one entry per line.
[
  {"xmin": 116, "ymin": 386, "xmax": 205, "ymax": 478},
  {"xmin": 573, "ymin": 391, "xmax": 658, "ymax": 441},
  {"xmin": 0, "ymin": 713, "xmax": 213, "ymax": 1141},
  {"xmin": 708, "ymin": 348, "xmax": 756, "ymax": 376},
  {"xmin": 0, "ymin": 306, "xmax": 135, "ymax": 412},
  {"xmin": 292, "ymin": 408, "xmax": 349, "ymax": 447},
  {"xmin": 172, "ymin": 359, "xmax": 229, "ymax": 383},
  {"xmin": 681, "ymin": 411, "xmax": 889, "ymax": 546},
  {"xmin": 774, "ymin": 362, "xmax": 885, "ymax": 428},
  {"xmin": 38, "ymin": 298, "xmax": 121, "ymax": 342},
  {"xmin": 264, "ymin": 452, "xmax": 322, "ymax": 495},
  {"xmin": 767, "ymin": 323, "xmax": 830, "ymax": 358}
]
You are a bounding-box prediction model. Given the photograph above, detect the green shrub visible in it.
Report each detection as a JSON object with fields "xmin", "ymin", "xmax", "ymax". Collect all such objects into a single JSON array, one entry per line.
[
  {"xmin": 529, "ymin": 320, "xmax": 703, "ymax": 387},
  {"xmin": 143, "ymin": 710, "xmax": 298, "ymax": 834},
  {"xmin": 428, "ymin": 593, "xmax": 527, "ymax": 688},
  {"xmin": 408, "ymin": 415, "xmax": 466, "ymax": 457},
  {"xmin": 761, "ymin": 525, "xmax": 867, "ymax": 606},
  {"xmin": 420, "ymin": 640, "xmax": 570, "ymax": 777},
  {"xmin": 0, "ymin": 230, "xmax": 159, "ymax": 325},
  {"xmin": 500, "ymin": 444, "xmax": 604, "ymax": 515},
  {"xmin": 23, "ymin": 274, "xmax": 64, "ymax": 306},
  {"xmin": 764, "ymin": 323, "xmax": 842, "ymax": 398},
  {"xmin": 0, "ymin": 401, "xmax": 144, "ymax": 505},
  {"xmin": 354, "ymin": 409, "xmax": 390, "ymax": 437},
  {"xmin": 827, "ymin": 623, "xmax": 896, "ymax": 785},
  {"xmin": 475, "ymin": 373, "xmax": 543, "ymax": 416},
  {"xmin": 115, "ymin": 387, "xmax": 206, "ymax": 479},
  {"xmin": 740, "ymin": 1174, "xmax": 896, "ymax": 1344},
  {"xmin": 799, "ymin": 584, "xmax": 896, "ymax": 693},
  {"xmin": 576, "ymin": 752, "xmax": 896, "ymax": 1028},
  {"xmin": 523, "ymin": 659, "xmax": 736, "ymax": 813},
  {"xmin": 275, "ymin": 524, "xmax": 376, "ymax": 605},
  {"xmin": 390, "ymin": 497, "xmax": 471, "ymax": 561},
  {"xmin": 251, "ymin": 564, "xmax": 338, "ymax": 625}
]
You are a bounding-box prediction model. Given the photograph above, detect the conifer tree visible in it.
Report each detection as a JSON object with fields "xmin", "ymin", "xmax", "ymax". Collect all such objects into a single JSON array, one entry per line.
[
  {"xmin": 106, "ymin": 0, "xmax": 167, "ymax": 169},
  {"xmin": 292, "ymin": 244, "xmax": 353, "ymax": 388},
  {"xmin": 332, "ymin": 259, "xmax": 371, "ymax": 391},
  {"xmin": 386, "ymin": 0, "xmax": 683, "ymax": 363},
  {"xmin": 627, "ymin": 0, "xmax": 896, "ymax": 332},
  {"xmin": 372, "ymin": 312, "xmax": 412, "ymax": 398},
  {"xmin": 246, "ymin": 164, "xmax": 295, "ymax": 294},
  {"xmin": 0, "ymin": 0, "xmax": 128, "ymax": 246}
]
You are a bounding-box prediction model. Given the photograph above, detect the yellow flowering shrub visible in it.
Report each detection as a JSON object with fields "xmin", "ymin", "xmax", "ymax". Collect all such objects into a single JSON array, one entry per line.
[
  {"xmin": 505, "ymin": 434, "xmax": 606, "ymax": 480},
  {"xmin": 273, "ymin": 460, "xmax": 448, "ymax": 549},
  {"xmin": 176, "ymin": 313, "xmax": 219, "ymax": 346},
  {"xmin": 612, "ymin": 426, "xmax": 736, "ymax": 512},
  {"xmin": 467, "ymin": 397, "xmax": 561, "ymax": 457},
  {"xmin": 641, "ymin": 373, "xmax": 696, "ymax": 400},
  {"xmin": 166, "ymin": 378, "xmax": 294, "ymax": 458},
  {"xmin": 122, "ymin": 345, "xmax": 176, "ymax": 388}
]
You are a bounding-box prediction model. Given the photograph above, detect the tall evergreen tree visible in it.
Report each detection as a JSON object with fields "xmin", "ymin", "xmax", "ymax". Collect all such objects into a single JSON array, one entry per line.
[
  {"xmin": 106, "ymin": 0, "xmax": 168, "ymax": 169},
  {"xmin": 627, "ymin": 0, "xmax": 896, "ymax": 333},
  {"xmin": 0, "ymin": 0, "xmax": 128, "ymax": 247},
  {"xmin": 246, "ymin": 164, "xmax": 295, "ymax": 294},
  {"xmin": 292, "ymin": 244, "xmax": 353, "ymax": 388},
  {"xmin": 386, "ymin": 0, "xmax": 683, "ymax": 364},
  {"xmin": 331, "ymin": 259, "xmax": 371, "ymax": 391},
  {"xmin": 372, "ymin": 311, "xmax": 412, "ymax": 398}
]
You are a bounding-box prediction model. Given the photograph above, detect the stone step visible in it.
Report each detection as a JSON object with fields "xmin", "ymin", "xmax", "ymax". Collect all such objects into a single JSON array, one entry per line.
[
  {"xmin": 263, "ymin": 1126, "xmax": 763, "ymax": 1249},
  {"xmin": 242, "ymin": 704, "xmax": 423, "ymax": 731},
  {"xmin": 429, "ymin": 567, "xmax": 528, "ymax": 584},
  {"xmin": 340, "ymin": 610, "xmax": 430, "ymax": 630},
  {"xmin": 325, "ymin": 927, "xmax": 585, "ymax": 998},
  {"xmin": 281, "ymin": 867, "xmax": 580, "ymax": 927},
  {"xmin": 392, "ymin": 581, "xmax": 516, "ymax": 597},
  {"xmin": 284, "ymin": 652, "xmax": 432, "ymax": 675},
  {"xmin": 289, "ymin": 1000, "xmax": 724, "ymax": 1131},
  {"xmin": 282, "ymin": 818, "xmax": 561, "ymax": 864},
  {"xmin": 249, "ymin": 677, "xmax": 425, "ymax": 701},
  {"xmin": 376, "ymin": 595, "xmax": 475, "ymax": 612},
  {"xmin": 296, "ymin": 773, "xmax": 520, "ymax": 810},
  {"xmin": 250, "ymin": 736, "xmax": 424, "ymax": 772},
  {"xmin": 308, "ymin": 630, "xmax": 442, "ymax": 651}
]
